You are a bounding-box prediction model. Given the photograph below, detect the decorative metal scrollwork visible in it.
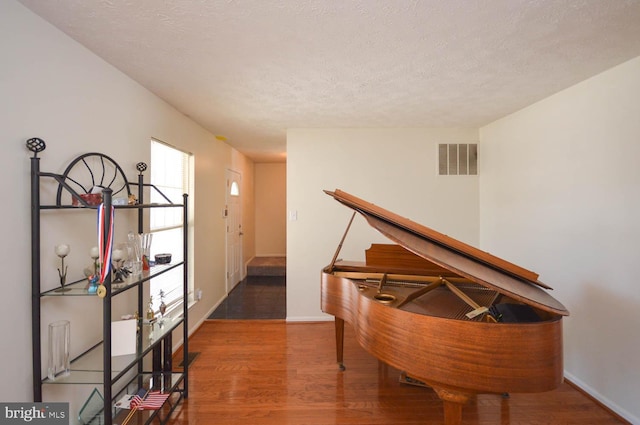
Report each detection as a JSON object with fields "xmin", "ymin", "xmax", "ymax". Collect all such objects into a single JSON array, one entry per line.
[{"xmin": 55, "ymin": 152, "xmax": 132, "ymax": 205}]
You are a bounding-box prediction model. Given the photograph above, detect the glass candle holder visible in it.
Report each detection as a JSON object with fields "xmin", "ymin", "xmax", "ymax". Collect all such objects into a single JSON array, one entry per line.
[
  {"xmin": 127, "ymin": 232, "xmax": 143, "ymax": 276},
  {"xmin": 47, "ymin": 320, "xmax": 70, "ymax": 381}
]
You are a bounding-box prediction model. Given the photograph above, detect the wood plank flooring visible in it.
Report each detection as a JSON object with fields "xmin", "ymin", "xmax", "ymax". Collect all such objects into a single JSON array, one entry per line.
[{"xmin": 169, "ymin": 320, "xmax": 627, "ymax": 425}]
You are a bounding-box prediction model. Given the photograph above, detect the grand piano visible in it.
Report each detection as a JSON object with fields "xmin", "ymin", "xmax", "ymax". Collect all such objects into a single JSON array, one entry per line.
[{"xmin": 321, "ymin": 189, "xmax": 569, "ymax": 425}]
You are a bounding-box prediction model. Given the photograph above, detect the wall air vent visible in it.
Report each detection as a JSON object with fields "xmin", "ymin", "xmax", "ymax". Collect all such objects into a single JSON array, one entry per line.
[{"xmin": 438, "ymin": 143, "xmax": 478, "ymax": 175}]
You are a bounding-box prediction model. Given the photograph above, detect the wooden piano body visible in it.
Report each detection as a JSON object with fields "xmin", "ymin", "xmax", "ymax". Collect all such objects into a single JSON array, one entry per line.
[{"xmin": 321, "ymin": 189, "xmax": 569, "ymax": 425}]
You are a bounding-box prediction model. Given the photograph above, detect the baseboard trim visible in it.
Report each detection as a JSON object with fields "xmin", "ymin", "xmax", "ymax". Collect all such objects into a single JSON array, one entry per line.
[
  {"xmin": 564, "ymin": 372, "xmax": 635, "ymax": 424},
  {"xmin": 286, "ymin": 315, "xmax": 333, "ymax": 322}
]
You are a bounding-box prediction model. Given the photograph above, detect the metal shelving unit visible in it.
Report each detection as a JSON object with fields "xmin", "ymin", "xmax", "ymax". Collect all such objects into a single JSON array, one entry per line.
[{"xmin": 28, "ymin": 138, "xmax": 188, "ymax": 425}]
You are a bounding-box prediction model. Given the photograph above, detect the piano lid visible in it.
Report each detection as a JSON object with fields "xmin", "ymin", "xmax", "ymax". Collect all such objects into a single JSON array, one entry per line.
[{"xmin": 326, "ymin": 189, "xmax": 569, "ymax": 316}]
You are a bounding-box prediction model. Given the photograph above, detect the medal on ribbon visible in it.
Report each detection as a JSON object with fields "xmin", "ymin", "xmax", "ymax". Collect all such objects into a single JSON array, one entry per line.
[{"xmin": 96, "ymin": 203, "xmax": 115, "ymax": 297}]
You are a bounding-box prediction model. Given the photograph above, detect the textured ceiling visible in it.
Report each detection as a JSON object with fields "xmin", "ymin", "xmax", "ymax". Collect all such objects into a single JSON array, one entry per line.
[{"xmin": 18, "ymin": 0, "xmax": 640, "ymax": 162}]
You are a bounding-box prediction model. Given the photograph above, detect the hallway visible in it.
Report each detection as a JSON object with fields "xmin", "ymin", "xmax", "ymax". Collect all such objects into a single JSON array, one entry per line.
[{"xmin": 208, "ymin": 275, "xmax": 286, "ymax": 319}]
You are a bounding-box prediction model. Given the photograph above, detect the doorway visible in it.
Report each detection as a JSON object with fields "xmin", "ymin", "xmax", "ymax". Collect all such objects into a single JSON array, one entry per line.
[{"xmin": 210, "ymin": 164, "xmax": 287, "ymax": 320}]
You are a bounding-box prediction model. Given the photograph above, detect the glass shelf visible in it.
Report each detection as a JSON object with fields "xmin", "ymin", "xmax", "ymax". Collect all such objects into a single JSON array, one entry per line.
[
  {"xmin": 41, "ymin": 262, "xmax": 184, "ymax": 297},
  {"xmin": 42, "ymin": 315, "xmax": 184, "ymax": 385},
  {"xmin": 39, "ymin": 203, "xmax": 184, "ymax": 210},
  {"xmin": 122, "ymin": 372, "xmax": 185, "ymax": 399}
]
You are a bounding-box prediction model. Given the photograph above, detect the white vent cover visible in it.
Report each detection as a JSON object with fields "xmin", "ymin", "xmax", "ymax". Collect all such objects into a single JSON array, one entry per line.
[{"xmin": 438, "ymin": 144, "xmax": 478, "ymax": 175}]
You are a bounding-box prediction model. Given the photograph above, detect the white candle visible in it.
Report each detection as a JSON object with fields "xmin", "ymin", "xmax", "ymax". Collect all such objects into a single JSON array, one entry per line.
[
  {"xmin": 90, "ymin": 246, "xmax": 99, "ymax": 259},
  {"xmin": 55, "ymin": 244, "xmax": 70, "ymax": 258}
]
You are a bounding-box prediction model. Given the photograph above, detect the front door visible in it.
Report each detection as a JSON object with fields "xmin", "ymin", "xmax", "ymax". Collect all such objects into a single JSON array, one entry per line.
[{"xmin": 225, "ymin": 169, "xmax": 242, "ymax": 293}]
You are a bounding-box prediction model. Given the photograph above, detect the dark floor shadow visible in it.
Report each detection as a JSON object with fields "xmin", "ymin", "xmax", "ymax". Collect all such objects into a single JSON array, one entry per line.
[{"xmin": 208, "ymin": 275, "xmax": 286, "ymax": 319}]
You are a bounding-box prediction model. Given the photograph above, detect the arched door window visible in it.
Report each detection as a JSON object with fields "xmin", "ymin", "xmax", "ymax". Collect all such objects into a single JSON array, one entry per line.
[{"xmin": 230, "ymin": 180, "xmax": 240, "ymax": 196}]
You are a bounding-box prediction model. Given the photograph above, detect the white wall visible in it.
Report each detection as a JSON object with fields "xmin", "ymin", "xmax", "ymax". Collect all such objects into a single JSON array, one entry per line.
[
  {"xmin": 255, "ymin": 163, "xmax": 286, "ymax": 256},
  {"xmin": 235, "ymin": 152, "xmax": 256, "ymax": 277},
  {"xmin": 479, "ymin": 56, "xmax": 640, "ymax": 424},
  {"xmin": 0, "ymin": 0, "xmax": 252, "ymax": 407},
  {"xmin": 286, "ymin": 128, "xmax": 479, "ymax": 321}
]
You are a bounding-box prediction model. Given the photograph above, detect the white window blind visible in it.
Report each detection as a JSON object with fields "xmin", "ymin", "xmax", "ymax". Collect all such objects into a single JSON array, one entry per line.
[{"xmin": 149, "ymin": 140, "xmax": 192, "ymax": 314}]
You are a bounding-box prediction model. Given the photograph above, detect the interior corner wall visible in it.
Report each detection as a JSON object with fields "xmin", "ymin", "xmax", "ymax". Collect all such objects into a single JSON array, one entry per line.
[
  {"xmin": 479, "ymin": 56, "xmax": 640, "ymax": 423},
  {"xmin": 286, "ymin": 128, "xmax": 479, "ymax": 321},
  {"xmin": 255, "ymin": 163, "xmax": 286, "ymax": 256},
  {"xmin": 0, "ymin": 0, "xmax": 249, "ymax": 406}
]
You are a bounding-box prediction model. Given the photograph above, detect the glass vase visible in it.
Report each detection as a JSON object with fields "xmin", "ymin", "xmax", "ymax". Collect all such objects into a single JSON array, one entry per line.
[{"xmin": 47, "ymin": 320, "xmax": 70, "ymax": 381}]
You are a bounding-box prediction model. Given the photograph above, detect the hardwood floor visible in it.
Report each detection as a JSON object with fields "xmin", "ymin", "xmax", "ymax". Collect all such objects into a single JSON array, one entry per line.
[{"xmin": 170, "ymin": 321, "xmax": 626, "ymax": 425}]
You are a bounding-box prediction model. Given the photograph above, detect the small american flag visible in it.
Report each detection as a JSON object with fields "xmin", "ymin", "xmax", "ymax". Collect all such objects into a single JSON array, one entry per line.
[{"xmin": 130, "ymin": 389, "xmax": 171, "ymax": 410}]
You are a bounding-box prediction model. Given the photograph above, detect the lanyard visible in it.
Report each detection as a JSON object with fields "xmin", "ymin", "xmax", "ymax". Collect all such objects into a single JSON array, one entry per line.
[{"xmin": 97, "ymin": 204, "xmax": 115, "ymax": 284}]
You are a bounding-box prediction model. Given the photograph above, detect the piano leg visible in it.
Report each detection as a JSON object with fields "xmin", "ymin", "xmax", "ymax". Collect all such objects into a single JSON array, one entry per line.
[
  {"xmin": 335, "ymin": 317, "xmax": 345, "ymax": 371},
  {"xmin": 433, "ymin": 387, "xmax": 471, "ymax": 425}
]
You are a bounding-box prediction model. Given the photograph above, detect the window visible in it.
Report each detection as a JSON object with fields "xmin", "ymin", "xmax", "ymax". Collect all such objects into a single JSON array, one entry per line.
[
  {"xmin": 229, "ymin": 180, "xmax": 240, "ymax": 196},
  {"xmin": 149, "ymin": 140, "xmax": 193, "ymax": 313}
]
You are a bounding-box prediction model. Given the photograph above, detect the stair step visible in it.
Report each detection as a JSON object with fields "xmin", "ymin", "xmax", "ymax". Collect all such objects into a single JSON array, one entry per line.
[{"xmin": 247, "ymin": 257, "xmax": 286, "ymax": 276}]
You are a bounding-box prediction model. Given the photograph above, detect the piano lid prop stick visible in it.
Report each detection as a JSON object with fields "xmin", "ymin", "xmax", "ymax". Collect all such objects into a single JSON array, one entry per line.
[
  {"xmin": 328, "ymin": 211, "xmax": 357, "ymax": 273},
  {"xmin": 377, "ymin": 273, "xmax": 388, "ymax": 293},
  {"xmin": 395, "ymin": 280, "xmax": 444, "ymax": 309}
]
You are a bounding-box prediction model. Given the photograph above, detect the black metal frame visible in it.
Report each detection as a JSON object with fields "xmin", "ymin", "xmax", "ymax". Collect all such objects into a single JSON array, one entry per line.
[
  {"xmin": 55, "ymin": 152, "xmax": 132, "ymax": 204},
  {"xmin": 28, "ymin": 139, "xmax": 188, "ymax": 425}
]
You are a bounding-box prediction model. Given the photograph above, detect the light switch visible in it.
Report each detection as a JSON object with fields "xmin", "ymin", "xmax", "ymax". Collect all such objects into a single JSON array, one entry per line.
[{"xmin": 289, "ymin": 210, "xmax": 298, "ymax": 221}]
